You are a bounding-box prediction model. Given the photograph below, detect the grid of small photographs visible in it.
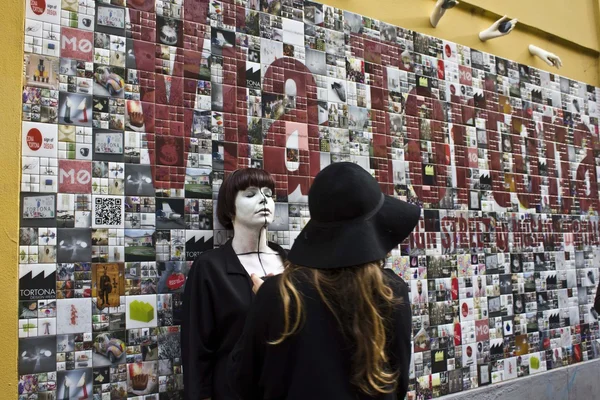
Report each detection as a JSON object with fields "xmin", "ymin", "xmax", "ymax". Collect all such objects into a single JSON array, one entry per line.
[{"xmin": 17, "ymin": 0, "xmax": 600, "ymax": 399}]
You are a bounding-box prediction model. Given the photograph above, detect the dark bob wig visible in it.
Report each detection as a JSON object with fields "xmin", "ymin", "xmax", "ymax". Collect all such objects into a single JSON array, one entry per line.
[{"xmin": 217, "ymin": 168, "xmax": 276, "ymax": 229}]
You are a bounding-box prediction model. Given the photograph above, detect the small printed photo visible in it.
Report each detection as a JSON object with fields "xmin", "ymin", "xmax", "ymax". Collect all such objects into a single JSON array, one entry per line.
[
  {"xmin": 411, "ymin": 279, "xmax": 428, "ymax": 304},
  {"xmin": 469, "ymin": 190, "xmax": 481, "ymax": 210},
  {"xmin": 184, "ymin": 199, "xmax": 213, "ymax": 230},
  {"xmin": 380, "ymin": 23, "xmax": 396, "ymax": 43},
  {"xmin": 18, "ymin": 336, "xmax": 57, "ymax": 375},
  {"xmin": 58, "ymin": 92, "xmax": 93, "ymax": 127},
  {"xmin": 496, "ymin": 57, "xmax": 508, "ymax": 77},
  {"xmin": 462, "ymin": 343, "xmax": 477, "ymax": 367},
  {"xmin": 21, "ymin": 194, "xmax": 56, "ymax": 226},
  {"xmin": 94, "ymin": 130, "xmax": 124, "ymax": 158},
  {"xmin": 157, "ymin": 261, "xmax": 189, "ymax": 294},
  {"xmin": 157, "ymin": 15, "xmax": 183, "ymax": 47},
  {"xmin": 156, "ymin": 135, "xmax": 184, "ymax": 167},
  {"xmin": 513, "ymin": 294, "xmax": 526, "ymax": 314},
  {"xmin": 422, "ymin": 164, "xmax": 436, "ymax": 186},
  {"xmin": 56, "ymin": 368, "xmax": 93, "ymax": 399},
  {"xmin": 423, "ymin": 210, "xmax": 440, "ymax": 232},
  {"xmin": 156, "ymin": 199, "xmax": 185, "ymax": 229},
  {"xmin": 510, "ymin": 253, "xmax": 523, "ymax": 273},
  {"xmin": 125, "ymin": 229, "xmax": 156, "ymax": 262},
  {"xmin": 261, "ymin": 0, "xmax": 282, "ymax": 15},
  {"xmin": 260, "ymin": 38, "xmax": 283, "ymax": 66},
  {"xmin": 460, "ymin": 298, "xmax": 475, "ymax": 321},
  {"xmin": 125, "ymin": 100, "xmax": 147, "ymax": 132},
  {"xmin": 19, "ymin": 227, "xmax": 38, "ymax": 246},
  {"xmin": 23, "ymin": 54, "xmax": 59, "ymax": 90},
  {"xmin": 185, "ymin": 168, "xmax": 213, "ymax": 199},
  {"xmin": 158, "ymin": 0, "xmax": 183, "ymax": 18},
  {"xmin": 91, "ymin": 331, "xmax": 127, "ymax": 366},
  {"xmin": 211, "ymin": 83, "xmax": 224, "ymax": 112},
  {"xmin": 582, "ymin": 268, "xmax": 597, "ymax": 287},
  {"xmin": 262, "ymin": 93, "xmax": 285, "ymax": 120},
  {"xmin": 92, "ymin": 263, "xmax": 124, "ymax": 309},
  {"xmin": 125, "ymin": 164, "xmax": 154, "ymax": 197},
  {"xmin": 127, "ymin": 360, "xmax": 158, "ymax": 396},
  {"xmin": 211, "ymin": 28, "xmax": 235, "ymax": 56},
  {"xmin": 37, "ymin": 299, "xmax": 57, "ymax": 319},
  {"xmin": 473, "ymin": 275, "xmax": 486, "ymax": 297},
  {"xmin": 93, "ymin": 65, "xmax": 125, "ymax": 98},
  {"xmin": 93, "ymin": 366, "xmax": 110, "ymax": 388},
  {"xmin": 56, "ymin": 334, "xmax": 75, "ymax": 353},
  {"xmin": 269, "ymin": 203, "xmax": 290, "ymax": 231},
  {"xmin": 57, "ymin": 228, "xmax": 92, "ymax": 262},
  {"xmin": 18, "ymin": 301, "xmax": 38, "ymax": 319},
  {"xmin": 126, "ymin": 294, "xmax": 158, "ymax": 329},
  {"xmin": 304, "ymin": 2, "xmax": 324, "ymax": 26},
  {"xmin": 343, "ymin": 11, "xmax": 361, "ymax": 33},
  {"xmin": 413, "ymin": 328, "xmax": 430, "ymax": 353},
  {"xmin": 56, "ymin": 298, "xmax": 92, "ymax": 334},
  {"xmin": 305, "ymin": 48, "xmax": 326, "ymax": 76},
  {"xmin": 328, "ymin": 78, "xmax": 347, "ymax": 103},
  {"xmin": 96, "ymin": 5, "xmax": 126, "ymax": 34},
  {"xmin": 159, "ymin": 359, "xmax": 173, "ymax": 376}
]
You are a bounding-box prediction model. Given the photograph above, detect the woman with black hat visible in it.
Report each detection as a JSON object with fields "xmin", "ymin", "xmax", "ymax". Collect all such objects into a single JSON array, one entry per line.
[
  {"xmin": 228, "ymin": 162, "xmax": 420, "ymax": 400},
  {"xmin": 182, "ymin": 168, "xmax": 287, "ymax": 400}
]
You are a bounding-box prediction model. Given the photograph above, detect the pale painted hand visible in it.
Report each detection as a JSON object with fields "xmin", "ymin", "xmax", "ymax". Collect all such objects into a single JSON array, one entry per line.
[
  {"xmin": 529, "ymin": 45, "xmax": 562, "ymax": 69},
  {"xmin": 438, "ymin": 0, "xmax": 459, "ymax": 9},
  {"xmin": 543, "ymin": 53, "xmax": 562, "ymax": 69},
  {"xmin": 430, "ymin": 0, "xmax": 459, "ymax": 28},
  {"xmin": 479, "ymin": 15, "xmax": 518, "ymax": 41}
]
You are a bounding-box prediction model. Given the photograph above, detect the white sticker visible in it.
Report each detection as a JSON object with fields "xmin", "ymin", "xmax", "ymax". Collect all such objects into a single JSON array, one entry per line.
[
  {"xmin": 26, "ymin": 0, "xmax": 61, "ymax": 24},
  {"xmin": 22, "ymin": 122, "xmax": 58, "ymax": 158}
]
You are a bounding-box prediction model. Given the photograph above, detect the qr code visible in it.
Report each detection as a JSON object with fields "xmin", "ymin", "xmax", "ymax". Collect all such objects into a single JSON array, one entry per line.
[{"xmin": 94, "ymin": 197, "xmax": 122, "ymax": 226}]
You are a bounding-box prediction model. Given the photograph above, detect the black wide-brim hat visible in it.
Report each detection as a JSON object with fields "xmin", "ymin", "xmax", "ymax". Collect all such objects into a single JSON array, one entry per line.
[{"xmin": 288, "ymin": 162, "xmax": 421, "ymax": 269}]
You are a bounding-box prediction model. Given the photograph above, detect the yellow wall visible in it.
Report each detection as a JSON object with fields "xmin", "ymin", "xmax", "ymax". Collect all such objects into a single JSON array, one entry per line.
[
  {"xmin": 463, "ymin": 0, "xmax": 600, "ymax": 51},
  {"xmin": 0, "ymin": 0, "xmax": 24, "ymax": 395},
  {"xmin": 327, "ymin": 0, "xmax": 600, "ymax": 85},
  {"xmin": 1, "ymin": 0, "xmax": 600, "ymax": 395}
]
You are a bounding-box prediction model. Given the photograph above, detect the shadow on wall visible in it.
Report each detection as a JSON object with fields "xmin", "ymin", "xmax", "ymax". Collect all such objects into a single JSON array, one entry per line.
[{"xmin": 441, "ymin": 359, "xmax": 598, "ymax": 400}]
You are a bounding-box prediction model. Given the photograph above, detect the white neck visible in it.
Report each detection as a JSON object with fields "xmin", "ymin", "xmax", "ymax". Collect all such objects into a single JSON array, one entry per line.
[{"xmin": 231, "ymin": 223, "xmax": 271, "ymax": 254}]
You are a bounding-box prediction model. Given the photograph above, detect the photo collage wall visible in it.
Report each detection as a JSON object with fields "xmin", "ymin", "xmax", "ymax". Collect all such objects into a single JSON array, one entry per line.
[{"xmin": 18, "ymin": 0, "xmax": 600, "ymax": 398}]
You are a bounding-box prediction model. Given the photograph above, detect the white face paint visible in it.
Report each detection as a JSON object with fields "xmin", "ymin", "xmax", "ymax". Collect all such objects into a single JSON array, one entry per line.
[{"xmin": 233, "ymin": 186, "xmax": 275, "ymax": 229}]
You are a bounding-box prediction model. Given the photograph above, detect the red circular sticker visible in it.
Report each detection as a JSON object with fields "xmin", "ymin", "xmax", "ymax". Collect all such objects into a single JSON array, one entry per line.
[
  {"xmin": 445, "ymin": 44, "xmax": 451, "ymax": 58},
  {"xmin": 573, "ymin": 345, "xmax": 581, "ymax": 362},
  {"xmin": 466, "ymin": 345, "xmax": 472, "ymax": 357},
  {"xmin": 26, "ymin": 128, "xmax": 43, "ymax": 152},
  {"xmin": 30, "ymin": 0, "xmax": 46, "ymax": 15},
  {"xmin": 543, "ymin": 337, "xmax": 551, "ymax": 349},
  {"xmin": 167, "ymin": 273, "xmax": 185, "ymax": 290},
  {"xmin": 461, "ymin": 302, "xmax": 469, "ymax": 317}
]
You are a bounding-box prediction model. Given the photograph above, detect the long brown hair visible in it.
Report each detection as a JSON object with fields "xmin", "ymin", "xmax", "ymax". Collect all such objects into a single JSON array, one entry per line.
[{"xmin": 269, "ymin": 261, "xmax": 400, "ymax": 395}]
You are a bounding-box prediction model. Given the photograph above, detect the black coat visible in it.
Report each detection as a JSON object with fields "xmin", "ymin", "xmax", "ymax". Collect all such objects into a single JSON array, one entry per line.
[
  {"xmin": 228, "ymin": 269, "xmax": 412, "ymax": 400},
  {"xmin": 181, "ymin": 239, "xmax": 288, "ymax": 400}
]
